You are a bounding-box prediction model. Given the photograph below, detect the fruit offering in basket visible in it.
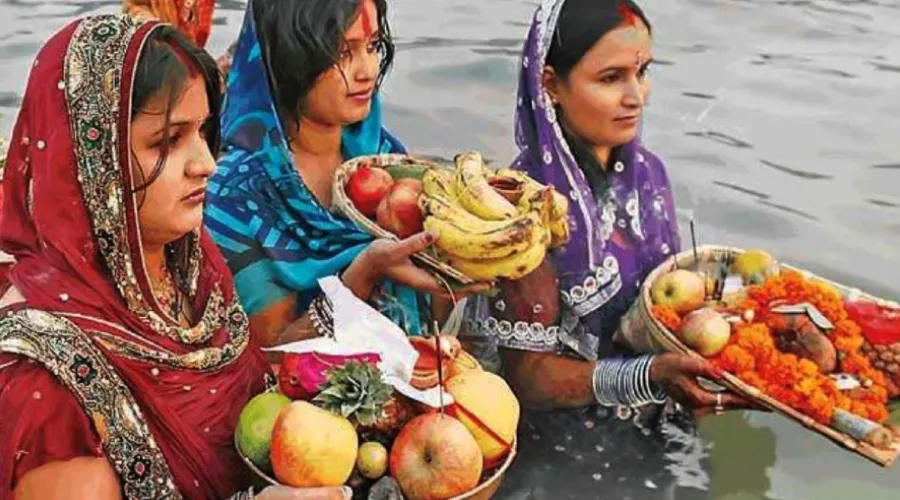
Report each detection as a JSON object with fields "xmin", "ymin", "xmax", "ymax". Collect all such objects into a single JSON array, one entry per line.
[
  {"xmin": 646, "ymin": 248, "xmax": 898, "ymax": 457},
  {"xmin": 649, "ymin": 269, "xmax": 731, "ymax": 357},
  {"xmin": 346, "ymin": 164, "xmax": 426, "ymax": 239},
  {"xmin": 340, "ymin": 151, "xmax": 570, "ymax": 284},
  {"xmin": 236, "ymin": 346, "xmax": 520, "ymax": 499},
  {"xmin": 419, "ymin": 151, "xmax": 570, "ymax": 281}
]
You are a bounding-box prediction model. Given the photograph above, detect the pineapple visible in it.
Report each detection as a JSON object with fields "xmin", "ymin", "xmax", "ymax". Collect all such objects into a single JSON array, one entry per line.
[
  {"xmin": 312, "ymin": 361, "xmax": 417, "ymax": 445},
  {"xmin": 366, "ymin": 396, "xmax": 416, "ymax": 437},
  {"xmin": 313, "ymin": 361, "xmax": 393, "ymax": 428}
]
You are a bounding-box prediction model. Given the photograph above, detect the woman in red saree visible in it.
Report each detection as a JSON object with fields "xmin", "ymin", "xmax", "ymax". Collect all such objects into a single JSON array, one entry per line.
[{"xmin": 0, "ymin": 15, "xmax": 348, "ymax": 500}]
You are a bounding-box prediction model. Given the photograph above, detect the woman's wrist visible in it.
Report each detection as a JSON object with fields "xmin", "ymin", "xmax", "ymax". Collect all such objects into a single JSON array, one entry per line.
[
  {"xmin": 648, "ymin": 352, "xmax": 675, "ymax": 386},
  {"xmin": 340, "ymin": 249, "xmax": 376, "ymax": 300}
]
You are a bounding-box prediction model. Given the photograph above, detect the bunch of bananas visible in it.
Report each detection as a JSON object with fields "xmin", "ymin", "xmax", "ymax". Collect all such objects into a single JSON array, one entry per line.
[{"xmin": 419, "ymin": 151, "xmax": 570, "ymax": 281}]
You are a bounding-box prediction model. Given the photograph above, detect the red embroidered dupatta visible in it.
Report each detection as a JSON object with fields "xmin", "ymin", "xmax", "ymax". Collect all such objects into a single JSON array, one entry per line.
[{"xmin": 0, "ymin": 15, "xmax": 269, "ymax": 499}]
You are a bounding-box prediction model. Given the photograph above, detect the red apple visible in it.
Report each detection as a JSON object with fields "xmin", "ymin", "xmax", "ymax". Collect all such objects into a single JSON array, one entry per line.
[
  {"xmin": 347, "ymin": 165, "xmax": 394, "ymax": 218},
  {"xmin": 376, "ymin": 179, "xmax": 424, "ymax": 239},
  {"xmin": 677, "ymin": 307, "xmax": 731, "ymax": 357},
  {"xmin": 389, "ymin": 413, "xmax": 483, "ymax": 500}
]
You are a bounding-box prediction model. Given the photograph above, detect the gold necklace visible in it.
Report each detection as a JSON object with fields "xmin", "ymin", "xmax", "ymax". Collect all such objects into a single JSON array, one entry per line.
[{"xmin": 152, "ymin": 260, "xmax": 183, "ymax": 324}]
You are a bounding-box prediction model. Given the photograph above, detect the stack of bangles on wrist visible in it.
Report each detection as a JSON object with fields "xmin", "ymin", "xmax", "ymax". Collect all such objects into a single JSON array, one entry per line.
[
  {"xmin": 592, "ymin": 354, "xmax": 668, "ymax": 407},
  {"xmin": 228, "ymin": 487, "xmax": 255, "ymax": 500},
  {"xmin": 308, "ymin": 294, "xmax": 335, "ymax": 339}
]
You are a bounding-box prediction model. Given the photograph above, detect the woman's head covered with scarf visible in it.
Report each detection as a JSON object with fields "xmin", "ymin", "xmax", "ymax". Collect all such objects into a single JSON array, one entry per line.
[
  {"xmin": 510, "ymin": 0, "xmax": 680, "ymax": 344},
  {"xmin": 0, "ymin": 15, "xmax": 270, "ymax": 497}
]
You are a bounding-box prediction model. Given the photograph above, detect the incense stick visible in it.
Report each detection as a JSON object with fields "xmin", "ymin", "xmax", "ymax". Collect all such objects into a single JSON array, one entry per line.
[
  {"xmin": 689, "ymin": 217, "xmax": 699, "ymax": 268},
  {"xmin": 434, "ymin": 321, "xmax": 445, "ymax": 415}
]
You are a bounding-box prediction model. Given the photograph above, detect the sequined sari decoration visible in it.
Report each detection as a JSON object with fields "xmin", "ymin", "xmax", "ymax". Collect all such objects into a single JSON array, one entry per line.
[{"xmin": 0, "ymin": 15, "xmax": 269, "ymax": 498}]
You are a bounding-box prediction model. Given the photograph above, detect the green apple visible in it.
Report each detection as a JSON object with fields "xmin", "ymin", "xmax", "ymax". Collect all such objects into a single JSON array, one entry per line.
[
  {"xmin": 650, "ymin": 269, "xmax": 706, "ymax": 314},
  {"xmin": 235, "ymin": 392, "xmax": 291, "ymax": 471}
]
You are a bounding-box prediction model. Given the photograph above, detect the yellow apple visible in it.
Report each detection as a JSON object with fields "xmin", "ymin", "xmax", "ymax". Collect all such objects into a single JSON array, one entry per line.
[
  {"xmin": 650, "ymin": 269, "xmax": 706, "ymax": 314},
  {"xmin": 731, "ymin": 249, "xmax": 779, "ymax": 285}
]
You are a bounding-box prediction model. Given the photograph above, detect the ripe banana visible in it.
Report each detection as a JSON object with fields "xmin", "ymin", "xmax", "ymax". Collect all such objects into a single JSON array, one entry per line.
[
  {"xmin": 548, "ymin": 216, "xmax": 570, "ymax": 248},
  {"xmin": 423, "ymin": 211, "xmax": 543, "ymax": 261},
  {"xmin": 494, "ymin": 169, "xmax": 568, "ymax": 215},
  {"xmin": 447, "ymin": 240, "xmax": 547, "ymax": 281},
  {"xmin": 419, "ymin": 196, "xmax": 506, "ymax": 233},
  {"xmin": 454, "ymin": 151, "xmax": 518, "ymax": 221},
  {"xmin": 422, "ymin": 168, "xmax": 457, "ymax": 200}
]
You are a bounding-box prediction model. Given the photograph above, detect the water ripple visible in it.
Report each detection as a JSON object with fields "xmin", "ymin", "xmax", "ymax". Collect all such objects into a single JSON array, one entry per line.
[
  {"xmin": 760, "ymin": 159, "xmax": 833, "ymax": 180},
  {"xmin": 759, "ymin": 200, "xmax": 819, "ymax": 221},
  {"xmin": 713, "ymin": 181, "xmax": 770, "ymax": 200},
  {"xmin": 868, "ymin": 198, "xmax": 898, "ymax": 208},
  {"xmin": 681, "ymin": 91, "xmax": 717, "ymax": 100},
  {"xmin": 686, "ymin": 130, "xmax": 754, "ymax": 149}
]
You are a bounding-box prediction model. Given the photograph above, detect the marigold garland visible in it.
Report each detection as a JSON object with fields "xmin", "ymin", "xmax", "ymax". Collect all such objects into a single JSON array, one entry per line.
[
  {"xmin": 652, "ymin": 269, "xmax": 889, "ymax": 425},
  {"xmin": 651, "ymin": 304, "xmax": 681, "ymax": 331}
]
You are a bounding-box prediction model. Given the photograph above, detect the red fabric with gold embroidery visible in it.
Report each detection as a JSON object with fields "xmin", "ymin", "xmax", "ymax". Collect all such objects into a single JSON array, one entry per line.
[{"xmin": 0, "ymin": 16, "xmax": 267, "ymax": 498}]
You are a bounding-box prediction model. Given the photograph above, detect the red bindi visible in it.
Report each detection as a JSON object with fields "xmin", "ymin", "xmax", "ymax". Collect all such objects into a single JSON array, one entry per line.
[
  {"xmin": 617, "ymin": 3, "xmax": 638, "ymax": 26},
  {"xmin": 360, "ymin": 6, "xmax": 375, "ymax": 38}
]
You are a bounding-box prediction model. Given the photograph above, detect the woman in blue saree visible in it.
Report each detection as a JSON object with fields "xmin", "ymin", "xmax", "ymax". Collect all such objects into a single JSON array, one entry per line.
[{"xmin": 205, "ymin": 0, "xmax": 486, "ymax": 346}]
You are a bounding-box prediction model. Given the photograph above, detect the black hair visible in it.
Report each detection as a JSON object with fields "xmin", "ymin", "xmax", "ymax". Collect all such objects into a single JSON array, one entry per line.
[
  {"xmin": 252, "ymin": 0, "xmax": 395, "ymax": 136},
  {"xmin": 545, "ymin": 0, "xmax": 651, "ymax": 197},
  {"xmin": 130, "ymin": 24, "xmax": 222, "ymax": 195}
]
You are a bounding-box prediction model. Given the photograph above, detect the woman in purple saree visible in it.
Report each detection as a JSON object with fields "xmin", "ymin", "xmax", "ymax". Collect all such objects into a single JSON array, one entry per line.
[{"xmin": 466, "ymin": 0, "xmax": 751, "ymax": 496}]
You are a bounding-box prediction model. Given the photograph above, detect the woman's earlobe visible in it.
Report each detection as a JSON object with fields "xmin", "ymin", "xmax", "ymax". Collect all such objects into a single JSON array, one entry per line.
[{"xmin": 541, "ymin": 66, "xmax": 559, "ymax": 105}]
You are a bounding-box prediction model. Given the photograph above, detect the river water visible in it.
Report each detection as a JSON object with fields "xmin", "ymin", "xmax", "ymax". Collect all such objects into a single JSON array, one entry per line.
[{"xmin": 1, "ymin": 0, "xmax": 899, "ymax": 499}]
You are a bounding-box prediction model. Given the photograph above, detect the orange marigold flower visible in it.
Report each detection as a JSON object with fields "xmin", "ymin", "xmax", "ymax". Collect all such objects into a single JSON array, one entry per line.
[
  {"xmin": 834, "ymin": 335, "xmax": 863, "ymax": 353},
  {"xmin": 720, "ymin": 345, "xmax": 755, "ymax": 372},
  {"xmin": 714, "ymin": 270, "xmax": 889, "ymax": 430},
  {"xmin": 867, "ymin": 407, "xmax": 888, "ymax": 424},
  {"xmin": 797, "ymin": 359, "xmax": 819, "ymax": 377},
  {"xmin": 651, "ymin": 304, "xmax": 682, "ymax": 331},
  {"xmin": 795, "ymin": 378, "xmax": 818, "ymax": 396}
]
